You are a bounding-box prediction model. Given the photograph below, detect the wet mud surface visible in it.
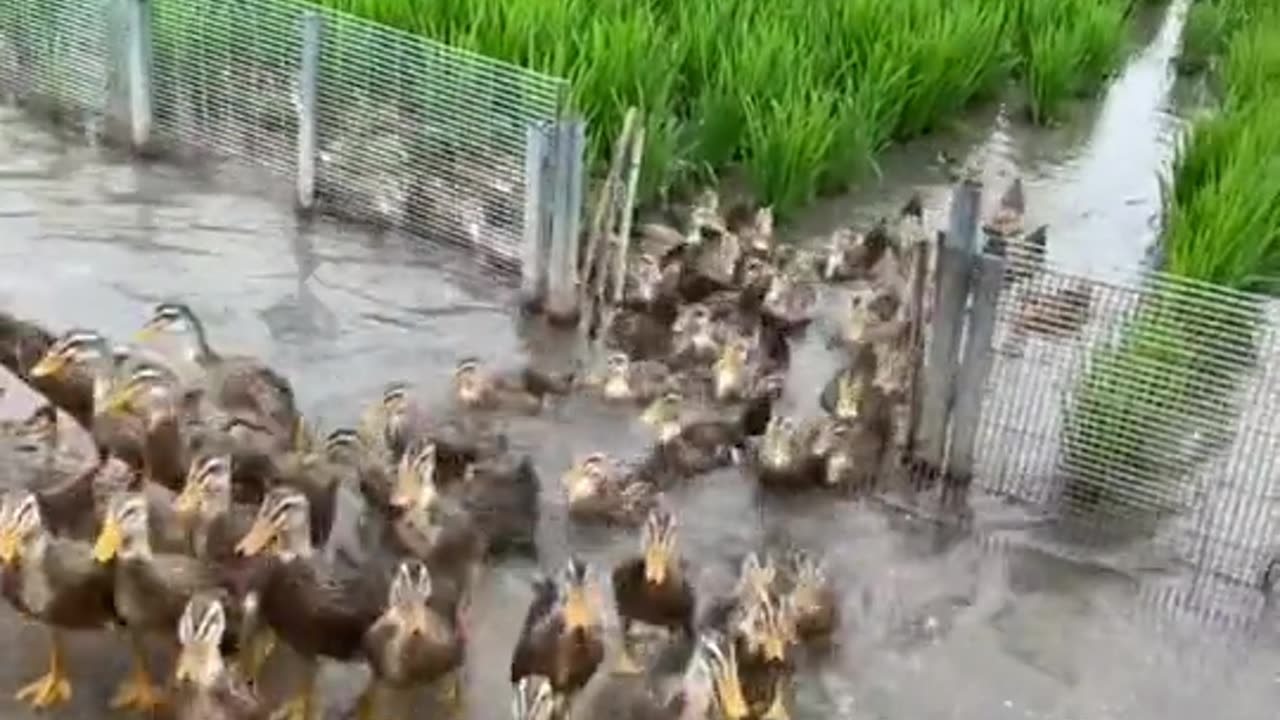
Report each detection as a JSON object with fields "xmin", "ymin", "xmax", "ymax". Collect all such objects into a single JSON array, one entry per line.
[{"xmin": 0, "ymin": 6, "xmax": 1277, "ymax": 716}]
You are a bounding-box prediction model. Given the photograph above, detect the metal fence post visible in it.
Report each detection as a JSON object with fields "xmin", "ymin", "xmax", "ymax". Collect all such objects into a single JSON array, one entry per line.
[
  {"xmin": 946, "ymin": 252, "xmax": 1004, "ymax": 486},
  {"xmin": 124, "ymin": 0, "xmax": 153, "ymax": 150},
  {"xmin": 913, "ymin": 180, "xmax": 982, "ymax": 476},
  {"xmin": 521, "ymin": 123, "xmax": 552, "ymax": 307},
  {"xmin": 545, "ymin": 119, "xmax": 585, "ymax": 324},
  {"xmin": 295, "ymin": 12, "xmax": 323, "ymax": 211}
]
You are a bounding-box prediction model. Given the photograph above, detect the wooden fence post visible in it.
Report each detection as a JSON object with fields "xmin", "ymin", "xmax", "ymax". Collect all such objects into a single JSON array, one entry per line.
[
  {"xmin": 545, "ymin": 119, "xmax": 585, "ymax": 324},
  {"xmin": 912, "ymin": 180, "xmax": 982, "ymax": 478},
  {"xmin": 946, "ymin": 252, "xmax": 1005, "ymax": 487},
  {"xmin": 124, "ymin": 0, "xmax": 153, "ymax": 150},
  {"xmin": 520, "ymin": 123, "xmax": 552, "ymax": 309},
  {"xmin": 295, "ymin": 12, "xmax": 323, "ymax": 211}
]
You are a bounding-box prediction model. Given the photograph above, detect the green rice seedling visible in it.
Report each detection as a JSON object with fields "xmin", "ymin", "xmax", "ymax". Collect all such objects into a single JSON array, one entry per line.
[
  {"xmin": 741, "ymin": 87, "xmax": 840, "ymax": 218},
  {"xmin": 1015, "ymin": 0, "xmax": 1131, "ymax": 124}
]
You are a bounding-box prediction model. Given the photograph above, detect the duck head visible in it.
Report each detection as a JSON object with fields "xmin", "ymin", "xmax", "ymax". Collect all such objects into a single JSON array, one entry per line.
[
  {"xmin": 640, "ymin": 390, "xmax": 684, "ymax": 444},
  {"xmin": 380, "ymin": 381, "xmax": 414, "ymax": 450},
  {"xmin": 322, "ymin": 427, "xmax": 365, "ymax": 465},
  {"xmin": 100, "ymin": 362, "xmax": 179, "ymax": 417},
  {"xmin": 452, "ymin": 357, "xmax": 488, "ymax": 406},
  {"xmin": 561, "ymin": 452, "xmax": 610, "ymax": 503},
  {"xmin": 746, "ymin": 206, "xmax": 775, "ymax": 257},
  {"xmin": 558, "ymin": 557, "xmax": 600, "ymax": 632},
  {"xmin": 0, "ymin": 490, "xmax": 46, "ymax": 565},
  {"xmin": 696, "ymin": 633, "xmax": 750, "ymax": 720},
  {"xmin": 735, "ymin": 551, "xmax": 776, "ymax": 604},
  {"xmin": 236, "ymin": 486, "xmax": 313, "ymax": 561},
  {"xmin": 175, "ymin": 453, "xmax": 233, "ymax": 521},
  {"xmin": 823, "ymin": 228, "xmax": 864, "ymax": 281},
  {"xmin": 641, "ymin": 506, "xmax": 678, "ymax": 586},
  {"xmin": 834, "ymin": 371, "xmax": 863, "ymax": 420},
  {"xmin": 93, "ymin": 491, "xmax": 151, "ymax": 563},
  {"xmin": 510, "ymin": 675, "xmax": 555, "ymax": 720},
  {"xmin": 760, "ymin": 416, "xmax": 798, "ymax": 470},
  {"xmin": 385, "ymin": 560, "xmax": 437, "ymax": 637},
  {"xmin": 174, "ymin": 594, "xmax": 228, "ymax": 688},
  {"xmin": 602, "ymin": 353, "xmax": 634, "ymax": 400},
  {"xmin": 788, "ymin": 550, "xmax": 831, "ymax": 616},
  {"xmin": 628, "ymin": 253, "xmax": 663, "ymax": 305},
  {"xmin": 29, "ymin": 329, "xmax": 110, "ymax": 379},
  {"xmin": 741, "ymin": 591, "xmax": 795, "ymax": 664},
  {"xmin": 134, "ymin": 302, "xmax": 211, "ymax": 362},
  {"xmin": 713, "ymin": 338, "xmax": 750, "ymax": 401},
  {"xmin": 392, "ymin": 441, "xmax": 440, "ymax": 511}
]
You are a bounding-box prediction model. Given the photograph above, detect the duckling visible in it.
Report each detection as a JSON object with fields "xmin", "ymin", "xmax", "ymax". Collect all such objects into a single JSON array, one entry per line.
[
  {"xmin": 809, "ymin": 413, "xmax": 890, "ymax": 491},
  {"xmin": 837, "ymin": 285, "xmax": 907, "ymax": 352},
  {"xmin": 732, "ymin": 591, "xmax": 795, "ymax": 719},
  {"xmin": 761, "ymin": 259, "xmax": 818, "ymax": 333},
  {"xmin": 699, "ymin": 552, "xmax": 779, "ymax": 637},
  {"xmin": 817, "ymin": 228, "xmax": 870, "ymax": 283},
  {"xmin": 29, "ymin": 329, "xmax": 149, "ymax": 466},
  {"xmin": 671, "ymin": 304, "xmax": 723, "ymax": 368},
  {"xmin": 133, "ymin": 302, "xmax": 302, "ymax": 444},
  {"xmin": 751, "ymin": 416, "xmax": 821, "ymax": 491},
  {"xmin": 512, "ymin": 675, "xmax": 557, "ymax": 720},
  {"xmin": 636, "ymin": 390, "xmax": 747, "ymax": 482},
  {"xmin": 359, "ymin": 381, "xmax": 429, "ymax": 463},
  {"xmin": 387, "ymin": 442, "xmax": 485, "ymax": 599},
  {"xmin": 452, "ymin": 357, "xmax": 573, "ymax": 415},
  {"xmin": 174, "ymin": 453, "xmax": 258, "ymax": 562},
  {"xmin": 510, "ymin": 558, "xmax": 606, "ymax": 709},
  {"xmin": 687, "ymin": 230, "xmax": 743, "ymax": 299},
  {"xmin": 782, "ymin": 551, "xmax": 837, "ymax": 643},
  {"xmin": 0, "ymin": 489, "xmax": 117, "ymax": 711},
  {"xmin": 455, "ymin": 449, "xmax": 540, "ymax": 558},
  {"xmin": 710, "ymin": 337, "xmax": 755, "ymax": 403},
  {"xmin": 172, "ymin": 595, "xmax": 266, "ymax": 720},
  {"xmin": 93, "ymin": 491, "xmax": 245, "ymax": 712},
  {"xmin": 358, "ymin": 560, "xmax": 464, "ymax": 720},
  {"xmin": 603, "ymin": 305, "xmax": 675, "ymax": 361},
  {"xmin": 584, "ymin": 352, "xmax": 673, "ymax": 405},
  {"xmin": 568, "ymin": 631, "xmax": 754, "ymax": 720},
  {"xmin": 818, "ymin": 354, "xmax": 877, "ymax": 422},
  {"xmin": 611, "ymin": 507, "xmax": 696, "ymax": 674},
  {"xmin": 234, "ymin": 487, "xmax": 392, "ymax": 720},
  {"xmin": 623, "ymin": 252, "xmax": 681, "ymax": 322},
  {"xmin": 560, "ymin": 452, "xmax": 659, "ymax": 527},
  {"xmin": 983, "ymin": 177, "xmax": 1025, "ymax": 238},
  {"xmin": 737, "ymin": 206, "xmax": 775, "ymax": 260},
  {"xmin": 1, "ymin": 314, "xmax": 97, "ymax": 428}
]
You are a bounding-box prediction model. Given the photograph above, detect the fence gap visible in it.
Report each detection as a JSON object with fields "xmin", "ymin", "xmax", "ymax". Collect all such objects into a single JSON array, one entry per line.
[
  {"xmin": 913, "ymin": 180, "xmax": 982, "ymax": 481},
  {"xmin": 124, "ymin": 0, "xmax": 153, "ymax": 150},
  {"xmin": 295, "ymin": 12, "xmax": 323, "ymax": 212}
]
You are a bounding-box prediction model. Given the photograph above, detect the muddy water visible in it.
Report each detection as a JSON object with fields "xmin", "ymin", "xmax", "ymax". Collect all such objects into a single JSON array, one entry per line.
[
  {"xmin": 794, "ymin": 0, "xmax": 1189, "ymax": 285},
  {"xmin": 0, "ymin": 5, "xmax": 1278, "ymax": 720}
]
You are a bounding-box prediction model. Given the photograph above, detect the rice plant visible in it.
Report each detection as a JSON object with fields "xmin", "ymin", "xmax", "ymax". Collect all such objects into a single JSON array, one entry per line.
[
  {"xmin": 1015, "ymin": 0, "xmax": 1133, "ymax": 124},
  {"xmin": 300, "ymin": 0, "xmax": 1148, "ymax": 214},
  {"xmin": 1063, "ymin": 2, "xmax": 1280, "ymax": 519}
]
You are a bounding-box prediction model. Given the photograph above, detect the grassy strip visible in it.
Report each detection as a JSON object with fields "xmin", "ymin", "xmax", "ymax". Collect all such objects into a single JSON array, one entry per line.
[
  {"xmin": 1062, "ymin": 2, "xmax": 1280, "ymax": 519},
  {"xmin": 311, "ymin": 0, "xmax": 1146, "ymax": 214}
]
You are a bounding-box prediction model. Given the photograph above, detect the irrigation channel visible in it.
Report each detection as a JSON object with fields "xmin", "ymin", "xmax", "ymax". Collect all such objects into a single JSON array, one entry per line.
[{"xmin": 0, "ymin": 4, "xmax": 1276, "ymax": 720}]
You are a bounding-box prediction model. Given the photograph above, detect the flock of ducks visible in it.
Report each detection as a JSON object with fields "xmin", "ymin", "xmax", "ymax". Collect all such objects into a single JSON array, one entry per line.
[{"xmin": 0, "ymin": 186, "xmax": 1012, "ymax": 720}]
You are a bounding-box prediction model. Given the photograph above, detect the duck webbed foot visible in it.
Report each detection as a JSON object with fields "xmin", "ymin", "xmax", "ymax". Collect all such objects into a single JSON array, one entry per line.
[
  {"xmin": 109, "ymin": 635, "xmax": 167, "ymax": 712},
  {"xmin": 14, "ymin": 629, "xmax": 73, "ymax": 709}
]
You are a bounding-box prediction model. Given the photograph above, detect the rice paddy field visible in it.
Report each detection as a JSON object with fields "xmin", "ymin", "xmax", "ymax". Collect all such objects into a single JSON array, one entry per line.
[
  {"xmin": 1062, "ymin": 0, "xmax": 1280, "ymax": 514},
  {"xmin": 312, "ymin": 0, "xmax": 1159, "ymax": 215}
]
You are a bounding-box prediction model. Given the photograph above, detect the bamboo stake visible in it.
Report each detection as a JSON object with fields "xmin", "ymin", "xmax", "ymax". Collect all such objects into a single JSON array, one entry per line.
[
  {"xmin": 581, "ymin": 108, "xmax": 638, "ymax": 335},
  {"xmin": 611, "ymin": 122, "xmax": 645, "ymax": 305}
]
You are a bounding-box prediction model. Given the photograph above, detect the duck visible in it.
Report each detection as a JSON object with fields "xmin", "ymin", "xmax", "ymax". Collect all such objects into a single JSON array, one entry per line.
[
  {"xmin": 809, "ymin": 412, "xmax": 891, "ymax": 491},
  {"xmin": 670, "ymin": 304, "xmax": 724, "ymax": 368},
  {"xmin": 560, "ymin": 452, "xmax": 660, "ymax": 527},
  {"xmin": 509, "ymin": 557, "xmax": 606, "ymax": 711},
  {"xmin": 92, "ymin": 491, "xmax": 247, "ymax": 712},
  {"xmin": 622, "ymin": 252, "xmax": 681, "ymax": 322},
  {"xmin": 760, "ymin": 257, "xmax": 818, "ymax": 333},
  {"xmin": 28, "ymin": 329, "xmax": 151, "ymax": 468},
  {"xmin": 735, "ymin": 205, "xmax": 775, "ymax": 260},
  {"xmin": 233, "ymin": 486, "xmax": 392, "ymax": 720},
  {"xmin": 818, "ymin": 355, "xmax": 877, "ymax": 422},
  {"xmin": 582, "ymin": 351, "xmax": 673, "ymax": 406},
  {"xmin": 751, "ymin": 416, "xmax": 821, "ymax": 492},
  {"xmin": 132, "ymin": 302, "xmax": 302, "ymax": 446},
  {"xmin": 986, "ymin": 223, "xmax": 1048, "ymax": 284},
  {"xmin": 0, "ymin": 314, "xmax": 97, "ymax": 428},
  {"xmin": 602, "ymin": 304, "xmax": 676, "ymax": 361},
  {"xmin": 836, "ymin": 284, "xmax": 908, "ymax": 352},
  {"xmin": 567, "ymin": 632, "xmax": 754, "ymax": 720},
  {"xmin": 817, "ymin": 228, "xmax": 870, "ymax": 283},
  {"xmin": 731, "ymin": 591, "xmax": 795, "ymax": 720},
  {"xmin": 699, "ymin": 553, "xmax": 779, "ymax": 640},
  {"xmin": 636, "ymin": 390, "xmax": 748, "ymax": 482},
  {"xmin": 782, "ymin": 551, "xmax": 837, "ymax": 643},
  {"xmin": 0, "ymin": 489, "xmax": 118, "ymax": 711},
  {"xmin": 172, "ymin": 594, "xmax": 266, "ymax": 720},
  {"xmin": 358, "ymin": 381, "xmax": 429, "ymax": 464},
  {"xmin": 97, "ymin": 360, "xmax": 198, "ymax": 492},
  {"xmin": 358, "ymin": 560, "xmax": 465, "ymax": 720},
  {"xmin": 173, "ymin": 453, "xmax": 259, "ymax": 563},
  {"xmin": 452, "ymin": 357, "xmax": 573, "ymax": 415},
  {"xmin": 611, "ymin": 507, "xmax": 696, "ymax": 673},
  {"xmin": 983, "ymin": 177, "xmax": 1025, "ymax": 238}
]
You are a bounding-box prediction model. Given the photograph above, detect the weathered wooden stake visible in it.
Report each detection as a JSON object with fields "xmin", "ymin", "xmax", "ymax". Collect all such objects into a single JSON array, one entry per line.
[
  {"xmin": 913, "ymin": 180, "xmax": 982, "ymax": 476},
  {"xmin": 295, "ymin": 12, "xmax": 323, "ymax": 211},
  {"xmin": 611, "ymin": 121, "xmax": 645, "ymax": 305},
  {"xmin": 947, "ymin": 252, "xmax": 1005, "ymax": 485},
  {"xmin": 545, "ymin": 120, "xmax": 586, "ymax": 324},
  {"xmin": 124, "ymin": 0, "xmax": 153, "ymax": 150},
  {"xmin": 520, "ymin": 124, "xmax": 552, "ymax": 307}
]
